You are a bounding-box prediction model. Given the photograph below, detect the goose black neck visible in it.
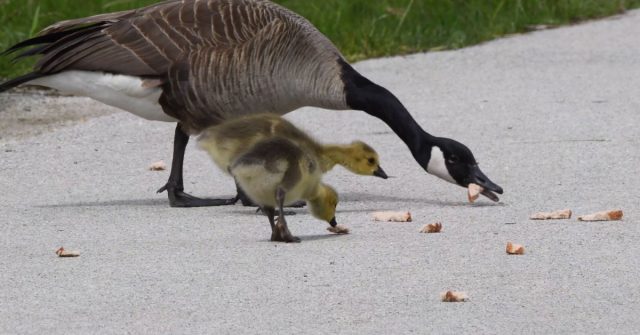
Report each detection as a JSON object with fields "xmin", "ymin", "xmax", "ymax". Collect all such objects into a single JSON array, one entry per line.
[{"xmin": 340, "ymin": 60, "xmax": 435, "ymax": 166}]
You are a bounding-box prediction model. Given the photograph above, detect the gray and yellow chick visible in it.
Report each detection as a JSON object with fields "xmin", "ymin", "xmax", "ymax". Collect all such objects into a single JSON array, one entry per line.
[
  {"xmin": 198, "ymin": 113, "xmax": 388, "ymax": 180},
  {"xmin": 229, "ymin": 136, "xmax": 339, "ymax": 243}
]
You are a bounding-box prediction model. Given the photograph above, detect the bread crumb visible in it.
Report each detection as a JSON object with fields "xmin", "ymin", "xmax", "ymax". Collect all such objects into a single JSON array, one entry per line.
[
  {"xmin": 529, "ymin": 209, "xmax": 572, "ymax": 220},
  {"xmin": 578, "ymin": 209, "xmax": 623, "ymax": 221},
  {"xmin": 327, "ymin": 225, "xmax": 350, "ymax": 234},
  {"xmin": 441, "ymin": 291, "xmax": 468, "ymax": 302},
  {"xmin": 55, "ymin": 247, "xmax": 80, "ymax": 257},
  {"xmin": 371, "ymin": 211, "xmax": 412, "ymax": 222},
  {"xmin": 468, "ymin": 183, "xmax": 483, "ymax": 203},
  {"xmin": 506, "ymin": 242, "xmax": 525, "ymax": 255},
  {"xmin": 148, "ymin": 160, "xmax": 167, "ymax": 171},
  {"xmin": 419, "ymin": 222, "xmax": 442, "ymax": 233}
]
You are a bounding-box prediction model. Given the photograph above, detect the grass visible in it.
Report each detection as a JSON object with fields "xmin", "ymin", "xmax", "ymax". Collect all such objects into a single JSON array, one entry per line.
[{"xmin": 1, "ymin": 0, "xmax": 640, "ymax": 78}]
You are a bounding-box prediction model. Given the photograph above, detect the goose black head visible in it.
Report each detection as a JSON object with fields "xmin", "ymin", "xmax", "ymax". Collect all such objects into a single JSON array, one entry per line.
[
  {"xmin": 338, "ymin": 60, "xmax": 503, "ymax": 200},
  {"xmin": 425, "ymin": 137, "xmax": 503, "ymax": 202}
]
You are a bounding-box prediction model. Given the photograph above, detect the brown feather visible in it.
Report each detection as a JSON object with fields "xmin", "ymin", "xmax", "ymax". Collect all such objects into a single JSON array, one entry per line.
[{"xmin": 12, "ymin": 0, "xmax": 348, "ymax": 132}]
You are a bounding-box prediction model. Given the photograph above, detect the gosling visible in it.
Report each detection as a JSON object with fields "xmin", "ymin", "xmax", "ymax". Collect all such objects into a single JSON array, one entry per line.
[
  {"xmin": 198, "ymin": 113, "xmax": 387, "ymax": 204},
  {"xmin": 229, "ymin": 137, "xmax": 339, "ymax": 243}
]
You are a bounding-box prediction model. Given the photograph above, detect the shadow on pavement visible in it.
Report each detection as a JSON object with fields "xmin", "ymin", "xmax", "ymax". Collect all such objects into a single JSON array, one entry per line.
[
  {"xmin": 339, "ymin": 192, "xmax": 505, "ymax": 207},
  {"xmin": 37, "ymin": 198, "xmax": 168, "ymax": 208},
  {"xmin": 257, "ymin": 233, "xmax": 344, "ymax": 243},
  {"xmin": 34, "ymin": 194, "xmax": 505, "ymax": 209}
]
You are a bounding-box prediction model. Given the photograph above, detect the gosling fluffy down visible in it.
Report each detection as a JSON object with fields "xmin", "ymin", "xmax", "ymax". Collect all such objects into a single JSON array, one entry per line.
[
  {"xmin": 198, "ymin": 113, "xmax": 387, "ymax": 179},
  {"xmin": 230, "ymin": 137, "xmax": 339, "ymax": 243}
]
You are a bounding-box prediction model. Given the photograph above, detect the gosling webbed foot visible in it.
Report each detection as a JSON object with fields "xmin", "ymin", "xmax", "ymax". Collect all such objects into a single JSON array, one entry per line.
[
  {"xmin": 271, "ymin": 223, "xmax": 301, "ymax": 243},
  {"xmin": 157, "ymin": 183, "xmax": 238, "ymax": 208}
]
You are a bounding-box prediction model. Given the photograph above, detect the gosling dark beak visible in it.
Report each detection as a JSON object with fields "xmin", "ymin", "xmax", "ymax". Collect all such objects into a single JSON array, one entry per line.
[
  {"xmin": 469, "ymin": 165, "xmax": 503, "ymax": 202},
  {"xmin": 329, "ymin": 217, "xmax": 337, "ymax": 227},
  {"xmin": 373, "ymin": 166, "xmax": 388, "ymax": 179}
]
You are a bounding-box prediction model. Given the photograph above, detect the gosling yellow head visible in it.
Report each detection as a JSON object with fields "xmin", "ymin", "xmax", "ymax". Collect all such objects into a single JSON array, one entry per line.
[
  {"xmin": 340, "ymin": 141, "xmax": 387, "ymax": 179},
  {"xmin": 308, "ymin": 184, "xmax": 339, "ymax": 227}
]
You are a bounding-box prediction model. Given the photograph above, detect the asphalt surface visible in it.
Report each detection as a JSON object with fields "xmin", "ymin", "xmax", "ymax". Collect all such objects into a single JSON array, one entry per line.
[{"xmin": 1, "ymin": 10, "xmax": 639, "ymax": 335}]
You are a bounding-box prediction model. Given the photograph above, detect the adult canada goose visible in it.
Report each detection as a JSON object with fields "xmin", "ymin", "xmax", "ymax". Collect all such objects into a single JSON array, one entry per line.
[
  {"xmin": 0, "ymin": 0, "xmax": 503, "ymax": 207},
  {"xmin": 197, "ymin": 113, "xmax": 387, "ymax": 204},
  {"xmin": 230, "ymin": 136, "xmax": 340, "ymax": 242}
]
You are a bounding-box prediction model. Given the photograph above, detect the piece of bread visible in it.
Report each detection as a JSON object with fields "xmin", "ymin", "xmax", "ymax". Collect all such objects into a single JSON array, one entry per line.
[
  {"xmin": 148, "ymin": 160, "xmax": 167, "ymax": 171},
  {"xmin": 55, "ymin": 247, "xmax": 80, "ymax": 257},
  {"xmin": 327, "ymin": 225, "xmax": 350, "ymax": 234},
  {"xmin": 468, "ymin": 183, "xmax": 483, "ymax": 203},
  {"xmin": 419, "ymin": 222, "xmax": 442, "ymax": 233},
  {"xmin": 371, "ymin": 211, "xmax": 412, "ymax": 222},
  {"xmin": 529, "ymin": 209, "xmax": 572, "ymax": 220},
  {"xmin": 506, "ymin": 242, "xmax": 525, "ymax": 255},
  {"xmin": 441, "ymin": 291, "xmax": 468, "ymax": 302},
  {"xmin": 577, "ymin": 209, "xmax": 623, "ymax": 221}
]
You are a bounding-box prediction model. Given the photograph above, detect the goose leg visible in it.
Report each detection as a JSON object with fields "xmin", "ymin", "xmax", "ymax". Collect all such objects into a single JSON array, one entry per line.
[
  {"xmin": 272, "ymin": 187, "xmax": 300, "ymax": 243},
  {"xmin": 157, "ymin": 124, "xmax": 238, "ymax": 207}
]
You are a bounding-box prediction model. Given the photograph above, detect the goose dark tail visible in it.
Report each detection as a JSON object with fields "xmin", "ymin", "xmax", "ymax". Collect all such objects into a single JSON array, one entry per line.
[{"xmin": 0, "ymin": 72, "xmax": 44, "ymax": 93}]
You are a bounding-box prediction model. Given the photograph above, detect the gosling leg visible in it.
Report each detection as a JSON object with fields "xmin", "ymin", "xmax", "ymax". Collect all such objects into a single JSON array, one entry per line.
[
  {"xmin": 157, "ymin": 124, "xmax": 238, "ymax": 207},
  {"xmin": 262, "ymin": 206, "xmax": 279, "ymax": 241},
  {"xmin": 272, "ymin": 187, "xmax": 300, "ymax": 243}
]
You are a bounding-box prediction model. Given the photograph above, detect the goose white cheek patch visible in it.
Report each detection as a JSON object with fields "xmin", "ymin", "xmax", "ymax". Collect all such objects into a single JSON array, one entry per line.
[{"xmin": 426, "ymin": 147, "xmax": 456, "ymax": 184}]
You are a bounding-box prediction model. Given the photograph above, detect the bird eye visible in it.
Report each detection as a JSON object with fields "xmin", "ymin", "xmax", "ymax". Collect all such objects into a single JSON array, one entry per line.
[
  {"xmin": 447, "ymin": 155, "xmax": 458, "ymax": 164},
  {"xmin": 367, "ymin": 157, "xmax": 375, "ymax": 165}
]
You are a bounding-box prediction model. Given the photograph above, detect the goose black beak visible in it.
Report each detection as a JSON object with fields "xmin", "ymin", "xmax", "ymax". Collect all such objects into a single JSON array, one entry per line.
[
  {"xmin": 373, "ymin": 166, "xmax": 388, "ymax": 179},
  {"xmin": 329, "ymin": 217, "xmax": 338, "ymax": 227},
  {"xmin": 469, "ymin": 165, "xmax": 503, "ymax": 202}
]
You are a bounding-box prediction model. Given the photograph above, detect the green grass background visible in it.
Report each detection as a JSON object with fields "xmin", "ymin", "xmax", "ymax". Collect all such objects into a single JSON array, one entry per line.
[{"xmin": 1, "ymin": 0, "xmax": 639, "ymax": 78}]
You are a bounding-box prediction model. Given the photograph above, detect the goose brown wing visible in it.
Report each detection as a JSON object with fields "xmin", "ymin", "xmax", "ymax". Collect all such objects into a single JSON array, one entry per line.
[
  {"xmin": 158, "ymin": 16, "xmax": 346, "ymax": 133},
  {"xmin": 159, "ymin": 18, "xmax": 289, "ymax": 131},
  {"xmin": 10, "ymin": 0, "xmax": 279, "ymax": 76}
]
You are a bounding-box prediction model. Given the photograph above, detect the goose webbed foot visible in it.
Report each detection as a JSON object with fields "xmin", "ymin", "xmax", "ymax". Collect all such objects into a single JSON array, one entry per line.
[
  {"xmin": 157, "ymin": 183, "xmax": 238, "ymax": 208},
  {"xmin": 159, "ymin": 124, "xmax": 237, "ymax": 207}
]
